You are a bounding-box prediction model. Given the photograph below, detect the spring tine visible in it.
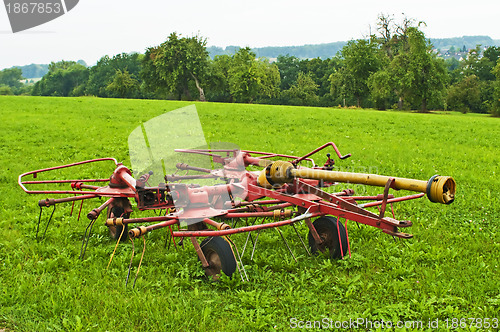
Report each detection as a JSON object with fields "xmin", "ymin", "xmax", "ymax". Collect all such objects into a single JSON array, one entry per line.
[
  {"xmin": 40, "ymin": 205, "xmax": 56, "ymax": 240},
  {"xmin": 250, "ymin": 229, "xmax": 261, "ymax": 261},
  {"xmin": 79, "ymin": 218, "xmax": 93, "ymax": 259},
  {"xmin": 276, "ymin": 227, "xmax": 297, "ymax": 262},
  {"xmin": 226, "ymin": 236, "xmax": 248, "ymax": 282},
  {"xmin": 132, "ymin": 235, "xmax": 146, "ymax": 288},
  {"xmin": 70, "ymin": 199, "xmax": 75, "ymax": 217},
  {"xmin": 79, "ymin": 218, "xmax": 97, "ymax": 260},
  {"xmin": 241, "ymin": 231, "xmax": 252, "ymax": 258},
  {"xmin": 291, "ymin": 223, "xmax": 311, "ymax": 256},
  {"xmin": 107, "ymin": 225, "xmax": 126, "ymax": 269},
  {"xmin": 82, "ymin": 219, "xmax": 96, "ymax": 259},
  {"xmin": 35, "ymin": 206, "xmax": 43, "ymax": 240},
  {"xmin": 125, "ymin": 236, "xmax": 135, "ymax": 286},
  {"xmin": 244, "ymin": 218, "xmax": 256, "ymax": 248},
  {"xmin": 77, "ymin": 199, "xmax": 84, "ymax": 222},
  {"xmin": 164, "ymin": 232, "xmax": 170, "ymax": 249}
]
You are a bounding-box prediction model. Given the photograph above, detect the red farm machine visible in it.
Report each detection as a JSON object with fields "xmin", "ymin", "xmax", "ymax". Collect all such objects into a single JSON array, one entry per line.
[{"xmin": 18, "ymin": 106, "xmax": 456, "ymax": 283}]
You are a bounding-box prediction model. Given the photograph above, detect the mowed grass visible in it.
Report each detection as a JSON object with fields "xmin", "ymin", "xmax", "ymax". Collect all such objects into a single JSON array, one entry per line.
[{"xmin": 0, "ymin": 96, "xmax": 499, "ymax": 331}]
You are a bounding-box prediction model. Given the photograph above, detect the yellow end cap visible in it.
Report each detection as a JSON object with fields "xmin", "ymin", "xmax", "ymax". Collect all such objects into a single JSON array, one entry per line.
[{"xmin": 427, "ymin": 175, "xmax": 456, "ymax": 204}]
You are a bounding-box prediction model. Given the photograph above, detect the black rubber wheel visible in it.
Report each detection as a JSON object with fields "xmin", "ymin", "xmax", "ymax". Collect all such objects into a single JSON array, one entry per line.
[
  {"xmin": 107, "ymin": 205, "xmax": 129, "ymax": 242},
  {"xmin": 200, "ymin": 236, "xmax": 237, "ymax": 280},
  {"xmin": 308, "ymin": 216, "xmax": 348, "ymax": 259}
]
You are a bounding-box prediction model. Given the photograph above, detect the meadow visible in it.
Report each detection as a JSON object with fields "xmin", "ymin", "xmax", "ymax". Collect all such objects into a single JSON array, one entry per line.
[{"xmin": 0, "ymin": 96, "xmax": 499, "ymax": 331}]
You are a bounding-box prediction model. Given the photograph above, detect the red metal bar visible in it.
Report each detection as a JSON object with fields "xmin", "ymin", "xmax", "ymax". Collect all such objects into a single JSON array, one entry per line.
[
  {"xmin": 112, "ymin": 166, "xmax": 137, "ymax": 190},
  {"xmin": 144, "ymin": 218, "xmax": 180, "ymax": 231},
  {"xmin": 292, "ymin": 142, "xmax": 351, "ymax": 165},
  {"xmin": 38, "ymin": 194, "xmax": 98, "ymax": 207},
  {"xmin": 18, "ymin": 158, "xmax": 118, "ymax": 193},
  {"xmin": 360, "ymin": 193, "xmax": 425, "ymax": 208},
  {"xmin": 87, "ymin": 197, "xmax": 114, "ymax": 220},
  {"xmin": 227, "ymin": 202, "xmax": 293, "ymax": 213},
  {"xmin": 336, "ymin": 217, "xmax": 344, "ymax": 258},
  {"xmin": 305, "ymin": 218, "xmax": 322, "ymax": 245},
  {"xmin": 171, "ymin": 214, "xmax": 322, "ymax": 237},
  {"xmin": 223, "ymin": 211, "xmax": 294, "ymax": 219},
  {"xmin": 176, "ymin": 163, "xmax": 212, "ymax": 173},
  {"xmin": 344, "ymin": 219, "xmax": 351, "ymax": 258},
  {"xmin": 379, "ymin": 178, "xmax": 395, "ymax": 218},
  {"xmin": 77, "ymin": 184, "xmax": 101, "ymax": 190},
  {"xmin": 242, "ymin": 150, "xmax": 316, "ymax": 164},
  {"xmin": 350, "ymin": 195, "xmax": 395, "ymax": 201},
  {"xmin": 21, "ymin": 179, "xmax": 109, "ymax": 184},
  {"xmin": 191, "ymin": 237, "xmax": 209, "ymax": 267},
  {"xmin": 233, "ymin": 199, "xmax": 285, "ymax": 206},
  {"xmin": 118, "ymin": 215, "xmax": 175, "ymax": 225}
]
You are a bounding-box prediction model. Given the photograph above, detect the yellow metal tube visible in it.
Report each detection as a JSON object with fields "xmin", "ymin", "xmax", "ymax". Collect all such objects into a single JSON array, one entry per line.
[
  {"xmin": 292, "ymin": 168, "xmax": 428, "ymax": 192},
  {"xmin": 257, "ymin": 161, "xmax": 455, "ymax": 205}
]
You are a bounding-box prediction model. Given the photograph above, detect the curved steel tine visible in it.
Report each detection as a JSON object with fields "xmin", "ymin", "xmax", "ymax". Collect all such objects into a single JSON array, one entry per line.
[
  {"xmin": 35, "ymin": 206, "xmax": 43, "ymax": 240},
  {"xmin": 250, "ymin": 229, "xmax": 261, "ymax": 261},
  {"xmin": 132, "ymin": 235, "xmax": 146, "ymax": 288},
  {"xmin": 291, "ymin": 223, "xmax": 311, "ymax": 256},
  {"xmin": 276, "ymin": 227, "xmax": 297, "ymax": 262},
  {"xmin": 125, "ymin": 236, "xmax": 135, "ymax": 286},
  {"xmin": 79, "ymin": 218, "xmax": 96, "ymax": 260},
  {"xmin": 226, "ymin": 236, "xmax": 248, "ymax": 282},
  {"xmin": 39, "ymin": 205, "xmax": 56, "ymax": 240}
]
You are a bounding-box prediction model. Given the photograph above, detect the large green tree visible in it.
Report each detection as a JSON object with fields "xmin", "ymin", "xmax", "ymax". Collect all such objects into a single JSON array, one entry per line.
[
  {"xmin": 206, "ymin": 54, "xmax": 233, "ymax": 102},
  {"xmin": 375, "ymin": 14, "xmax": 415, "ymax": 59},
  {"xmin": 461, "ymin": 46, "xmax": 500, "ymax": 81},
  {"xmin": 299, "ymin": 57, "xmax": 338, "ymax": 99},
  {"xmin": 142, "ymin": 33, "xmax": 209, "ymax": 101},
  {"xmin": 275, "ymin": 54, "xmax": 300, "ymax": 90},
  {"xmin": 105, "ymin": 69, "xmax": 140, "ymax": 99},
  {"xmin": 283, "ymin": 71, "xmax": 320, "ymax": 106},
  {"xmin": 446, "ymin": 75, "xmax": 481, "ymax": 113},
  {"xmin": 392, "ymin": 27, "xmax": 448, "ymax": 112},
  {"xmin": 227, "ymin": 47, "xmax": 280, "ymax": 103},
  {"xmin": 86, "ymin": 53, "xmax": 142, "ymax": 98},
  {"xmin": 32, "ymin": 61, "xmax": 88, "ymax": 97},
  {"xmin": 332, "ymin": 39, "xmax": 383, "ymax": 107},
  {"xmin": 492, "ymin": 61, "xmax": 500, "ymax": 116},
  {"xmin": 0, "ymin": 68, "xmax": 24, "ymax": 94},
  {"xmin": 367, "ymin": 69, "xmax": 394, "ymax": 110}
]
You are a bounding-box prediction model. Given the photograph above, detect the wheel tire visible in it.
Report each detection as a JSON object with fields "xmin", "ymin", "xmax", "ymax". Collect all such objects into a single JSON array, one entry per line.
[
  {"xmin": 107, "ymin": 206, "xmax": 129, "ymax": 242},
  {"xmin": 200, "ymin": 236, "xmax": 237, "ymax": 280},
  {"xmin": 308, "ymin": 216, "xmax": 348, "ymax": 259}
]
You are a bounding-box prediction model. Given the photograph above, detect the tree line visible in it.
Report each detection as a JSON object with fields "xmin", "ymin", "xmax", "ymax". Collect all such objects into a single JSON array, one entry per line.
[{"xmin": 1, "ymin": 15, "xmax": 499, "ymax": 116}]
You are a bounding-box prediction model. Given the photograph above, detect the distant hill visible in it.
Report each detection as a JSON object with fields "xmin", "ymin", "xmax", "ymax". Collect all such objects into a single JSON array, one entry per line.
[
  {"xmin": 208, "ymin": 41, "xmax": 348, "ymax": 59},
  {"xmin": 208, "ymin": 35, "xmax": 500, "ymax": 60},
  {"xmin": 14, "ymin": 64, "xmax": 49, "ymax": 79},
  {"xmin": 11, "ymin": 60, "xmax": 88, "ymax": 79},
  {"xmin": 430, "ymin": 35, "xmax": 499, "ymax": 51}
]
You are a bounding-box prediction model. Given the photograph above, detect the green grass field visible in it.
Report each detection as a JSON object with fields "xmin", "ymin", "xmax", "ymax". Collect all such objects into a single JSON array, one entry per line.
[{"xmin": 0, "ymin": 96, "xmax": 499, "ymax": 331}]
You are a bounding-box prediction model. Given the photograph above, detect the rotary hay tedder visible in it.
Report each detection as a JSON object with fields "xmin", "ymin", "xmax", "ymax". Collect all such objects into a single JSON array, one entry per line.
[{"xmin": 18, "ymin": 106, "xmax": 456, "ymax": 284}]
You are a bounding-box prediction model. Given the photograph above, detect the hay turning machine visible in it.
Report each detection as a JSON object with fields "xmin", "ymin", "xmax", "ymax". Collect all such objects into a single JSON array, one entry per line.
[{"xmin": 18, "ymin": 106, "xmax": 456, "ymax": 283}]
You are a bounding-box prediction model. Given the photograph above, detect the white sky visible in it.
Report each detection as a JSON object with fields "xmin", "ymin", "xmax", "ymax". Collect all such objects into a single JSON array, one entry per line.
[{"xmin": 1, "ymin": 0, "xmax": 499, "ymax": 69}]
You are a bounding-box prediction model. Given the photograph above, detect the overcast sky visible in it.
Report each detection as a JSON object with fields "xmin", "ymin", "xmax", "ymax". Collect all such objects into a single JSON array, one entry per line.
[{"xmin": 1, "ymin": 0, "xmax": 499, "ymax": 69}]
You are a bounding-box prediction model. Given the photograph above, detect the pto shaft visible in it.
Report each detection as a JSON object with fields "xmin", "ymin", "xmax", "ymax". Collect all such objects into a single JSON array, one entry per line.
[{"xmin": 258, "ymin": 161, "xmax": 455, "ymax": 205}]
